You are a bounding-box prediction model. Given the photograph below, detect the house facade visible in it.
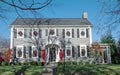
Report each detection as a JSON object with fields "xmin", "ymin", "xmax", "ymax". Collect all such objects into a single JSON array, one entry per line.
[{"xmin": 10, "ymin": 12, "xmax": 92, "ymax": 62}]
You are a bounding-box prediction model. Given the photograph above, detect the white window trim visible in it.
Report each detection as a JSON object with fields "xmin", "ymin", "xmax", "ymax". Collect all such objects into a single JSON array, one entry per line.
[
  {"xmin": 32, "ymin": 28, "xmax": 39, "ymax": 38},
  {"xmin": 16, "ymin": 45, "xmax": 24, "ymax": 58},
  {"xmin": 49, "ymin": 28, "xmax": 56, "ymax": 36},
  {"xmin": 32, "ymin": 46, "xmax": 38, "ymax": 58},
  {"xmin": 65, "ymin": 28, "xmax": 72, "ymax": 38},
  {"xmin": 80, "ymin": 28, "xmax": 86, "ymax": 38},
  {"xmin": 80, "ymin": 45, "xmax": 87, "ymax": 57},
  {"xmin": 65, "ymin": 45, "xmax": 72, "ymax": 57},
  {"xmin": 17, "ymin": 28, "xmax": 24, "ymax": 38}
]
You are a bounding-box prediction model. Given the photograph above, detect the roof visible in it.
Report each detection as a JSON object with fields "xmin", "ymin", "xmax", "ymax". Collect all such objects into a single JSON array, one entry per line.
[{"xmin": 11, "ymin": 18, "xmax": 92, "ymax": 25}]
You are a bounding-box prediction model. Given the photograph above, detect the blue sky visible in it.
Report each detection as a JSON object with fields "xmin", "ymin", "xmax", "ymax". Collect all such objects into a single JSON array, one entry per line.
[{"xmin": 0, "ymin": 0, "xmax": 104, "ymax": 41}]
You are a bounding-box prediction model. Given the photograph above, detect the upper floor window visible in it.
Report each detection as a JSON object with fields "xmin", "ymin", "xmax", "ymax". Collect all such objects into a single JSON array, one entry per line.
[
  {"xmin": 32, "ymin": 29, "xmax": 39, "ymax": 38},
  {"xmin": 49, "ymin": 29, "xmax": 56, "ymax": 36},
  {"xmin": 17, "ymin": 29, "xmax": 24, "ymax": 38},
  {"xmin": 80, "ymin": 28, "xmax": 86, "ymax": 38},
  {"xmin": 65, "ymin": 29, "xmax": 71, "ymax": 38}
]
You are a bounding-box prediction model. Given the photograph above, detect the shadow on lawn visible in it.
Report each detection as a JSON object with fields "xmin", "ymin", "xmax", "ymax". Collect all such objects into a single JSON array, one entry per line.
[
  {"xmin": 72, "ymin": 65, "xmax": 120, "ymax": 75},
  {"xmin": 57, "ymin": 64, "xmax": 120, "ymax": 75},
  {"xmin": 14, "ymin": 66, "xmax": 29, "ymax": 75}
]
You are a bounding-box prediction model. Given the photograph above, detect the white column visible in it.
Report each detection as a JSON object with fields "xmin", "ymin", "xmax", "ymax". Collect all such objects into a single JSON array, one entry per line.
[
  {"xmin": 10, "ymin": 27, "xmax": 14, "ymax": 49},
  {"xmin": 89, "ymin": 27, "xmax": 92, "ymax": 45},
  {"xmin": 47, "ymin": 48, "xmax": 49, "ymax": 62}
]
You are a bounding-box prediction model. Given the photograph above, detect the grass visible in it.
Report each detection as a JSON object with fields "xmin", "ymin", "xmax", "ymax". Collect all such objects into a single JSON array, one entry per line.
[
  {"xmin": 0, "ymin": 65, "xmax": 44, "ymax": 75},
  {"xmin": 57, "ymin": 62, "xmax": 120, "ymax": 75}
]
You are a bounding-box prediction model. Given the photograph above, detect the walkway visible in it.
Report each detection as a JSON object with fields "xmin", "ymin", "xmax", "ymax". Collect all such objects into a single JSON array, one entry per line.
[{"xmin": 42, "ymin": 62, "xmax": 57, "ymax": 75}]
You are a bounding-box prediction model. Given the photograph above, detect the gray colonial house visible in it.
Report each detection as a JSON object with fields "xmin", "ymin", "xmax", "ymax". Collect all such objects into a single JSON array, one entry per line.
[{"xmin": 10, "ymin": 12, "xmax": 93, "ymax": 62}]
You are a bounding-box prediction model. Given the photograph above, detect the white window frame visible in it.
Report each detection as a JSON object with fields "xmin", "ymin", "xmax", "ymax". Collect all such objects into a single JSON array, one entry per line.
[
  {"xmin": 80, "ymin": 45, "xmax": 87, "ymax": 57},
  {"xmin": 32, "ymin": 46, "xmax": 38, "ymax": 57},
  {"xmin": 49, "ymin": 28, "xmax": 56, "ymax": 36},
  {"xmin": 80, "ymin": 28, "xmax": 86, "ymax": 38},
  {"xmin": 16, "ymin": 45, "xmax": 24, "ymax": 58},
  {"xmin": 17, "ymin": 28, "xmax": 24, "ymax": 38},
  {"xmin": 32, "ymin": 29, "xmax": 39, "ymax": 38},
  {"xmin": 65, "ymin": 45, "xmax": 72, "ymax": 57},
  {"xmin": 65, "ymin": 28, "xmax": 72, "ymax": 38}
]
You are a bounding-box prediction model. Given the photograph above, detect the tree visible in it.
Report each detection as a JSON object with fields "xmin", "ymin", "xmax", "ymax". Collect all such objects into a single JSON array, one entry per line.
[
  {"xmin": 0, "ymin": 36, "xmax": 10, "ymax": 48},
  {"xmin": 97, "ymin": 0, "xmax": 120, "ymax": 33},
  {"xmin": 0, "ymin": 0, "xmax": 52, "ymax": 18},
  {"xmin": 2, "ymin": 49, "xmax": 13, "ymax": 62},
  {"xmin": 100, "ymin": 33, "xmax": 118, "ymax": 63}
]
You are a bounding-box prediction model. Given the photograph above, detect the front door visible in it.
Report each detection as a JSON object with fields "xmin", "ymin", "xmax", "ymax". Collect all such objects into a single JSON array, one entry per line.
[{"xmin": 49, "ymin": 47, "xmax": 56, "ymax": 62}]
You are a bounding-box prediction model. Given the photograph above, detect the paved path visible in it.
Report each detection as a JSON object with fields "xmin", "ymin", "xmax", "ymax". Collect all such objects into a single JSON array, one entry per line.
[{"xmin": 42, "ymin": 62, "xmax": 57, "ymax": 75}]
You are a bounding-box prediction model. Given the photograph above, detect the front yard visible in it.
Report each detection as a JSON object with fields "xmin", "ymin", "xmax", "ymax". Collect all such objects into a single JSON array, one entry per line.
[
  {"xmin": 0, "ymin": 61, "xmax": 120, "ymax": 75},
  {"xmin": 57, "ymin": 62, "xmax": 120, "ymax": 75}
]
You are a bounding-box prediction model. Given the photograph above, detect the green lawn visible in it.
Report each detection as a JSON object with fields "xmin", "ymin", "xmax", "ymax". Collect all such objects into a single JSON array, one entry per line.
[
  {"xmin": 0, "ymin": 65, "xmax": 44, "ymax": 75},
  {"xmin": 57, "ymin": 62, "xmax": 120, "ymax": 75}
]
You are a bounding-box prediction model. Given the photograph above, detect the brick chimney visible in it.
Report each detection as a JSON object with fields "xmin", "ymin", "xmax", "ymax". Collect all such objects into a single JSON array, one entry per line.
[{"xmin": 82, "ymin": 12, "xmax": 88, "ymax": 19}]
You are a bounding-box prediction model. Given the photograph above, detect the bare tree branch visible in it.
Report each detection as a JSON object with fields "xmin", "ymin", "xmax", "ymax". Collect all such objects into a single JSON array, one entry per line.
[{"xmin": 0, "ymin": 0, "xmax": 52, "ymax": 10}]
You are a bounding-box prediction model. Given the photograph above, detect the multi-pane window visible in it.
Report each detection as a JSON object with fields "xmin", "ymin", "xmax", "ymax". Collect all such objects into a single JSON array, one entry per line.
[
  {"xmin": 32, "ymin": 46, "xmax": 37, "ymax": 57},
  {"xmin": 17, "ymin": 29, "xmax": 24, "ymax": 38},
  {"xmin": 16, "ymin": 46, "xmax": 23, "ymax": 58},
  {"xmin": 49, "ymin": 29, "xmax": 56, "ymax": 36},
  {"xmin": 65, "ymin": 29, "xmax": 71, "ymax": 38},
  {"xmin": 32, "ymin": 29, "xmax": 39, "ymax": 38},
  {"xmin": 80, "ymin": 45, "xmax": 87, "ymax": 57},
  {"xmin": 80, "ymin": 28, "xmax": 86, "ymax": 38}
]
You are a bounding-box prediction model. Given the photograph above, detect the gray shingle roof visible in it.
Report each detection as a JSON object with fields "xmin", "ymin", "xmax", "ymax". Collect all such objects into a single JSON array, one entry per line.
[{"xmin": 11, "ymin": 18, "xmax": 92, "ymax": 25}]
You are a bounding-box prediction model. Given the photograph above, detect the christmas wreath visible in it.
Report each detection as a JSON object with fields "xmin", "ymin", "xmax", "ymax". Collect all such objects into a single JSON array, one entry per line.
[
  {"xmin": 18, "ymin": 31, "xmax": 23, "ymax": 36},
  {"xmin": 49, "ymin": 29, "xmax": 54, "ymax": 35},
  {"xmin": 33, "ymin": 31, "xmax": 38, "ymax": 36},
  {"xmin": 18, "ymin": 49, "xmax": 22, "ymax": 57},
  {"xmin": 81, "ymin": 31, "xmax": 85, "ymax": 36},
  {"xmin": 33, "ymin": 50, "xmax": 37, "ymax": 56},
  {"xmin": 66, "ymin": 31, "xmax": 70, "ymax": 36},
  {"xmin": 67, "ymin": 49, "xmax": 71, "ymax": 56}
]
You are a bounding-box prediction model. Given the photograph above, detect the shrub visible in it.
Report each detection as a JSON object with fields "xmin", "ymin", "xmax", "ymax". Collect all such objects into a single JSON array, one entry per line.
[
  {"xmin": 58, "ymin": 62, "xmax": 63, "ymax": 66},
  {"xmin": 85, "ymin": 62, "xmax": 90, "ymax": 65},
  {"xmin": 79, "ymin": 62, "xmax": 83, "ymax": 65},
  {"xmin": 72, "ymin": 62, "xmax": 77, "ymax": 65},
  {"xmin": 17, "ymin": 62, "xmax": 22, "ymax": 65},
  {"xmin": 1, "ymin": 61, "xmax": 9, "ymax": 66}
]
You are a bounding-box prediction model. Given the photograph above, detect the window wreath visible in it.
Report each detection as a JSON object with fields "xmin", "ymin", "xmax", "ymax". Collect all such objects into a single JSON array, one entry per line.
[
  {"xmin": 49, "ymin": 29, "xmax": 54, "ymax": 35},
  {"xmin": 66, "ymin": 31, "xmax": 70, "ymax": 36},
  {"xmin": 67, "ymin": 49, "xmax": 71, "ymax": 56},
  {"xmin": 81, "ymin": 49, "xmax": 85, "ymax": 56},
  {"xmin": 18, "ymin": 49, "xmax": 22, "ymax": 57},
  {"xmin": 81, "ymin": 31, "xmax": 85, "ymax": 36},
  {"xmin": 33, "ymin": 31, "xmax": 38, "ymax": 36},
  {"xmin": 18, "ymin": 31, "xmax": 23, "ymax": 36},
  {"xmin": 33, "ymin": 50, "xmax": 37, "ymax": 56}
]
